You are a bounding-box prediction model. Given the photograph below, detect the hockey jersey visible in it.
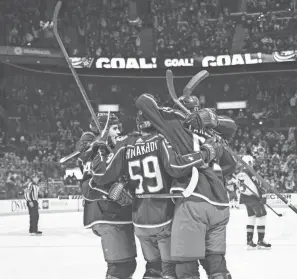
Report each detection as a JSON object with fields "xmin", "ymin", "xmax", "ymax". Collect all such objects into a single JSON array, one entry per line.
[
  {"xmin": 77, "ymin": 131, "xmax": 132, "ymax": 228},
  {"xmin": 236, "ymin": 168, "xmax": 263, "ymax": 197},
  {"xmin": 226, "ymin": 177, "xmax": 237, "ymax": 193},
  {"xmin": 134, "ymin": 94, "xmax": 237, "ymax": 207},
  {"xmin": 90, "ymin": 132, "xmax": 206, "ymax": 227}
]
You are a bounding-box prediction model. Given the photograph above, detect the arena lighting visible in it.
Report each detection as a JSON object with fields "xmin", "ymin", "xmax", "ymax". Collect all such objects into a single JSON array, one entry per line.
[
  {"xmin": 98, "ymin": 104, "xmax": 119, "ymax": 112},
  {"xmin": 216, "ymin": 101, "xmax": 247, "ymax": 110}
]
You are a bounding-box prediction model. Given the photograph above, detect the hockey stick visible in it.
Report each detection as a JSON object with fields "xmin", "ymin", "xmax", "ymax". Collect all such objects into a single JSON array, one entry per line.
[
  {"xmin": 53, "ymin": 1, "xmax": 101, "ymax": 133},
  {"xmin": 59, "ymin": 111, "xmax": 111, "ymax": 164},
  {"xmin": 137, "ymin": 193, "xmax": 183, "ymax": 199},
  {"xmin": 233, "ymin": 175, "xmax": 283, "ymax": 217},
  {"xmin": 166, "ymin": 69, "xmax": 297, "ymax": 215},
  {"xmin": 183, "ymin": 70, "xmax": 209, "ymax": 97}
]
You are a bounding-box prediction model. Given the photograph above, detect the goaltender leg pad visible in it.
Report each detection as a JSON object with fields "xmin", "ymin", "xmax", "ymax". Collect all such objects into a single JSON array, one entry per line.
[
  {"xmin": 92, "ymin": 223, "xmax": 136, "ymax": 262},
  {"xmin": 106, "ymin": 259, "xmax": 136, "ymax": 279}
]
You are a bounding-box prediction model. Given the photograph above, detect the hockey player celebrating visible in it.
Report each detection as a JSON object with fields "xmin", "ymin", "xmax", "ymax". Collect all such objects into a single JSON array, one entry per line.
[
  {"xmin": 88, "ymin": 109, "xmax": 223, "ymax": 279},
  {"xmin": 76, "ymin": 113, "xmax": 138, "ymax": 279},
  {"xmin": 236, "ymin": 154, "xmax": 271, "ymax": 250},
  {"xmin": 135, "ymin": 93, "xmax": 237, "ymax": 279}
]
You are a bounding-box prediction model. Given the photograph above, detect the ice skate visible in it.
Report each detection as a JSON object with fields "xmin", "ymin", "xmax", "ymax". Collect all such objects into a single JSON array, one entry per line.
[
  {"xmin": 257, "ymin": 240, "xmax": 271, "ymax": 250},
  {"xmin": 247, "ymin": 240, "xmax": 257, "ymax": 250}
]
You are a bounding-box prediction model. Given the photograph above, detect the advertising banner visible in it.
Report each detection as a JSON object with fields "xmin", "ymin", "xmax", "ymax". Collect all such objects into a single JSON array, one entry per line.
[
  {"xmin": 69, "ymin": 50, "xmax": 297, "ymax": 69},
  {"xmin": 0, "ymin": 193, "xmax": 296, "ymax": 215}
]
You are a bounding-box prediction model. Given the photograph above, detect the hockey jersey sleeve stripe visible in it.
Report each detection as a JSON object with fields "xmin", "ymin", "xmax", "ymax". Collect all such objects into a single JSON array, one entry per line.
[
  {"xmin": 162, "ymin": 141, "xmax": 204, "ymax": 169},
  {"xmin": 88, "ymin": 179, "xmax": 109, "ymax": 195}
]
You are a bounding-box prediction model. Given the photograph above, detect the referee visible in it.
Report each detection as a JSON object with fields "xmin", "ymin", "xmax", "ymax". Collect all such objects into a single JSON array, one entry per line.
[{"xmin": 24, "ymin": 177, "xmax": 42, "ymax": 236}]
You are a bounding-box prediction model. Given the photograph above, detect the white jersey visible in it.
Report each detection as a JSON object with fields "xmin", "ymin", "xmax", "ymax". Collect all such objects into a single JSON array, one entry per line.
[{"xmin": 236, "ymin": 169, "xmax": 260, "ymax": 197}]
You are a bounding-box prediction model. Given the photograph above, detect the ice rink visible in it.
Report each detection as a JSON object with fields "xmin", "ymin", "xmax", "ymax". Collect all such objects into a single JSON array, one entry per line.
[{"xmin": 0, "ymin": 207, "xmax": 296, "ymax": 279}]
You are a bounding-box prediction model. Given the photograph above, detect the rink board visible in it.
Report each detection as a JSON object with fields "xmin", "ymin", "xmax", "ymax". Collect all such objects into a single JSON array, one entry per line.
[{"xmin": 0, "ymin": 193, "xmax": 295, "ymax": 216}]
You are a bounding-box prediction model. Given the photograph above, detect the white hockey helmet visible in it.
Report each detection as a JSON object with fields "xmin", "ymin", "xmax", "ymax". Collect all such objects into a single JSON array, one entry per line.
[{"xmin": 242, "ymin": 155, "xmax": 254, "ymax": 167}]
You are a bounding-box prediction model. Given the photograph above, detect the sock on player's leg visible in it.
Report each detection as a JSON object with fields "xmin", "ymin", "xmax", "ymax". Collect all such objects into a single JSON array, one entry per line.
[
  {"xmin": 256, "ymin": 215, "xmax": 271, "ymax": 249},
  {"xmin": 246, "ymin": 216, "xmax": 256, "ymax": 242},
  {"xmin": 257, "ymin": 215, "xmax": 266, "ymax": 241}
]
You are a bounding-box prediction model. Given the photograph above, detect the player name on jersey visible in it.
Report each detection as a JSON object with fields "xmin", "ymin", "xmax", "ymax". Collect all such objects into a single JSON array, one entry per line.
[{"xmin": 126, "ymin": 140, "xmax": 158, "ymax": 159}]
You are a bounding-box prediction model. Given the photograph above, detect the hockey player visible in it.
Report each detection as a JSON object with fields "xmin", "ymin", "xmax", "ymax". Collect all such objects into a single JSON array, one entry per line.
[
  {"xmin": 236, "ymin": 155, "xmax": 271, "ymax": 250},
  {"xmin": 88, "ymin": 109, "xmax": 224, "ymax": 279},
  {"xmin": 225, "ymin": 176, "xmax": 239, "ymax": 209},
  {"xmin": 76, "ymin": 113, "xmax": 137, "ymax": 279},
  {"xmin": 135, "ymin": 94, "xmax": 236, "ymax": 279}
]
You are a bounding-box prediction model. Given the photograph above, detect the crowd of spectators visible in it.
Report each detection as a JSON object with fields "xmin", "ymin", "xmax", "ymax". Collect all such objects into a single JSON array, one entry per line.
[
  {"xmin": 152, "ymin": 0, "xmax": 236, "ymax": 58},
  {"xmin": 0, "ymin": 0, "xmax": 296, "ymax": 198},
  {"xmin": 1, "ymin": 0, "xmax": 296, "ymax": 58},
  {"xmin": 242, "ymin": 11, "xmax": 297, "ymax": 53},
  {"xmin": 0, "ymin": 65, "xmax": 296, "ymax": 199}
]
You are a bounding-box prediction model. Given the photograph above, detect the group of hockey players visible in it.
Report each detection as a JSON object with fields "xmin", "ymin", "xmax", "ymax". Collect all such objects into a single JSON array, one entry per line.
[{"xmin": 75, "ymin": 81, "xmax": 272, "ymax": 279}]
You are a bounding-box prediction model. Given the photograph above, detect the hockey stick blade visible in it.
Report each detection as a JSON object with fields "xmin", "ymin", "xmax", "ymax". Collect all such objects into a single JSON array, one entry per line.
[
  {"xmin": 166, "ymin": 70, "xmax": 191, "ymax": 115},
  {"xmin": 183, "ymin": 70, "xmax": 209, "ymax": 97},
  {"xmin": 60, "ymin": 150, "xmax": 80, "ymax": 164},
  {"xmin": 53, "ymin": 1, "xmax": 101, "ymax": 134},
  {"xmin": 100, "ymin": 110, "xmax": 111, "ymax": 139},
  {"xmin": 166, "ymin": 69, "xmax": 295, "ymax": 214}
]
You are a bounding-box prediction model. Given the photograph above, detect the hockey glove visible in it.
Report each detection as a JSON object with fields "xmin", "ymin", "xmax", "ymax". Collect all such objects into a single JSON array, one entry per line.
[
  {"xmin": 183, "ymin": 111, "xmax": 204, "ymax": 130},
  {"xmin": 198, "ymin": 108, "xmax": 219, "ymax": 129},
  {"xmin": 91, "ymin": 138, "xmax": 112, "ymax": 157},
  {"xmin": 109, "ymin": 181, "xmax": 133, "ymax": 207},
  {"xmin": 201, "ymin": 137, "xmax": 224, "ymax": 163}
]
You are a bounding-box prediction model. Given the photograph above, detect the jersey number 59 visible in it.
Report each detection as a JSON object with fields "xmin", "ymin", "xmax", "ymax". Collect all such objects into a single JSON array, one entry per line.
[{"xmin": 128, "ymin": 156, "xmax": 163, "ymax": 194}]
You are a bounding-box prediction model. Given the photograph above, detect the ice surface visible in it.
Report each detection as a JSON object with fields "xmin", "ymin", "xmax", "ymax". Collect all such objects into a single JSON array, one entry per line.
[{"xmin": 0, "ymin": 208, "xmax": 296, "ymax": 279}]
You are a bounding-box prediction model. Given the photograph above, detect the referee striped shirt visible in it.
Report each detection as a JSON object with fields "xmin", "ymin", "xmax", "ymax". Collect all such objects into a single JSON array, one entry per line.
[{"xmin": 24, "ymin": 182, "xmax": 39, "ymax": 202}]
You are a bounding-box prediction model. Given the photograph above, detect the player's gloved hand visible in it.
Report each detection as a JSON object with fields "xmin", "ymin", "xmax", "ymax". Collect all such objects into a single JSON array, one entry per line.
[
  {"xmin": 109, "ymin": 181, "xmax": 133, "ymax": 207},
  {"xmin": 183, "ymin": 111, "xmax": 204, "ymax": 130},
  {"xmin": 76, "ymin": 140, "xmax": 89, "ymax": 153},
  {"xmin": 201, "ymin": 137, "xmax": 224, "ymax": 163},
  {"xmin": 91, "ymin": 138, "xmax": 112, "ymax": 157},
  {"xmin": 29, "ymin": 201, "xmax": 34, "ymax": 207},
  {"xmin": 198, "ymin": 108, "xmax": 219, "ymax": 129}
]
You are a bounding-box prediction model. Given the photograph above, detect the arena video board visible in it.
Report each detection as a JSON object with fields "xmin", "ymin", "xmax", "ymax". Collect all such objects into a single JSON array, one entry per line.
[
  {"xmin": 69, "ymin": 50, "xmax": 297, "ymax": 69},
  {"xmin": 1, "ymin": 46, "xmax": 297, "ymax": 74}
]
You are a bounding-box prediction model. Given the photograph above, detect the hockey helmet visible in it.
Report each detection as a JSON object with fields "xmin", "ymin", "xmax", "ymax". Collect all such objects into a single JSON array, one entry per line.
[
  {"xmin": 136, "ymin": 110, "xmax": 151, "ymax": 130},
  {"xmin": 178, "ymin": 95, "xmax": 200, "ymax": 111},
  {"xmin": 241, "ymin": 155, "xmax": 254, "ymax": 167}
]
